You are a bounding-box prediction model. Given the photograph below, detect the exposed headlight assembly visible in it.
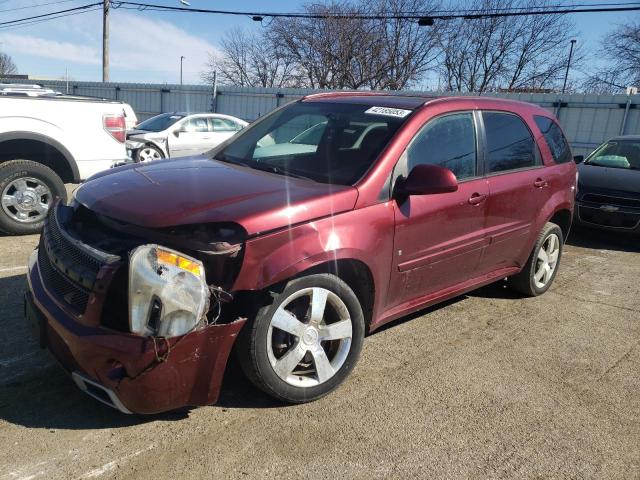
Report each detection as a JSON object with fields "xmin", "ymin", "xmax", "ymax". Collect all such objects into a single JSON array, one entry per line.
[{"xmin": 129, "ymin": 245, "xmax": 210, "ymax": 337}]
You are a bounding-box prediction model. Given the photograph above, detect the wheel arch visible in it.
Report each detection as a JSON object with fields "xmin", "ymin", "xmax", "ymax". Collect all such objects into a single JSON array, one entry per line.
[
  {"xmin": 234, "ymin": 254, "xmax": 377, "ymax": 332},
  {"xmin": 548, "ymin": 208, "xmax": 572, "ymax": 241},
  {"xmin": 293, "ymin": 258, "xmax": 375, "ymax": 332},
  {"xmin": 0, "ymin": 131, "xmax": 79, "ymax": 183},
  {"xmin": 143, "ymin": 140, "xmax": 167, "ymax": 157}
]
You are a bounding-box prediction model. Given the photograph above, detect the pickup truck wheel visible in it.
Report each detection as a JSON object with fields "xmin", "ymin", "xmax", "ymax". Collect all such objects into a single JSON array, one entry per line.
[
  {"xmin": 508, "ymin": 222, "xmax": 564, "ymax": 296},
  {"xmin": 136, "ymin": 145, "xmax": 163, "ymax": 162},
  {"xmin": 0, "ymin": 160, "xmax": 67, "ymax": 235},
  {"xmin": 237, "ymin": 274, "xmax": 365, "ymax": 403}
]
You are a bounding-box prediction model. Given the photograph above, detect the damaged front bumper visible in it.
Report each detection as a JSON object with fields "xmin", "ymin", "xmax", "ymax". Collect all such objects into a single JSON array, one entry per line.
[{"xmin": 26, "ymin": 255, "xmax": 246, "ymax": 414}]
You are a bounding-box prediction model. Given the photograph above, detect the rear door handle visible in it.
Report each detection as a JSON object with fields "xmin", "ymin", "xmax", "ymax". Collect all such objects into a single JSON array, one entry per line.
[
  {"xmin": 468, "ymin": 193, "xmax": 487, "ymax": 205},
  {"xmin": 534, "ymin": 178, "xmax": 548, "ymax": 188}
]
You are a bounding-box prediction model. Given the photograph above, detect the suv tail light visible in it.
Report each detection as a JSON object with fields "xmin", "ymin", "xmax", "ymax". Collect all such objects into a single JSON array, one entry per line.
[{"xmin": 103, "ymin": 114, "xmax": 126, "ymax": 143}]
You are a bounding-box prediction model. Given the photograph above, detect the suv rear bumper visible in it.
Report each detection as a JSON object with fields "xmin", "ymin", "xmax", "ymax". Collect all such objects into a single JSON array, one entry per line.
[{"xmin": 26, "ymin": 253, "xmax": 246, "ymax": 414}]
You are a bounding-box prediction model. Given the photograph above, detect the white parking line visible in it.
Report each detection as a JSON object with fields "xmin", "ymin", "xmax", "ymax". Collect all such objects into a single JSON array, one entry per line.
[
  {"xmin": 0, "ymin": 352, "xmax": 38, "ymax": 367},
  {"xmin": 0, "ymin": 266, "xmax": 27, "ymax": 273},
  {"xmin": 78, "ymin": 446, "xmax": 155, "ymax": 479}
]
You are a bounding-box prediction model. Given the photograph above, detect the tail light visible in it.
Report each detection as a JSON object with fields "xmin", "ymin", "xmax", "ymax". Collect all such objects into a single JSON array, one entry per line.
[{"xmin": 103, "ymin": 114, "xmax": 126, "ymax": 143}]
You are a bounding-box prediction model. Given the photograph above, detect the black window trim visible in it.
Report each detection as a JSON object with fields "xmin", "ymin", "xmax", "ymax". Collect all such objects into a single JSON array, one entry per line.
[
  {"xmin": 533, "ymin": 114, "xmax": 572, "ymax": 165},
  {"xmin": 395, "ymin": 109, "xmax": 483, "ymax": 186},
  {"xmin": 478, "ymin": 109, "xmax": 544, "ymax": 177}
]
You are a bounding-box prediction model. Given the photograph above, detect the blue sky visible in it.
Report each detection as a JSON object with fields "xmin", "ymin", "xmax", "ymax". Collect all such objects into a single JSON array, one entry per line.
[{"xmin": 0, "ymin": 0, "xmax": 632, "ymax": 86}]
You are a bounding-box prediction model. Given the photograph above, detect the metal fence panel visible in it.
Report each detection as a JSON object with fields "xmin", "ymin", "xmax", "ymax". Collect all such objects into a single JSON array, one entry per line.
[{"xmin": 3, "ymin": 78, "xmax": 640, "ymax": 156}]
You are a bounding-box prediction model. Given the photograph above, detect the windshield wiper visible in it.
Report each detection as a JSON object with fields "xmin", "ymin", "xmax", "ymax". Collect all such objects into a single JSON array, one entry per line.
[
  {"xmin": 248, "ymin": 162, "xmax": 316, "ymax": 181},
  {"xmin": 214, "ymin": 155, "xmax": 247, "ymax": 167}
]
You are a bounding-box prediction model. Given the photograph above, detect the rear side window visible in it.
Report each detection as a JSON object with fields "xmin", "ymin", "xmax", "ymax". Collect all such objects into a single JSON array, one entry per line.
[
  {"xmin": 406, "ymin": 112, "xmax": 476, "ymax": 180},
  {"xmin": 483, "ymin": 112, "xmax": 538, "ymax": 173},
  {"xmin": 534, "ymin": 116, "xmax": 572, "ymax": 164},
  {"xmin": 184, "ymin": 117, "xmax": 209, "ymax": 133},
  {"xmin": 211, "ymin": 117, "xmax": 240, "ymax": 132}
]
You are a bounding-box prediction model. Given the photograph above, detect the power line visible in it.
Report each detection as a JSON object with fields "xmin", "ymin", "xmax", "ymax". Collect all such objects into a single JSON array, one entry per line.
[
  {"xmin": 0, "ymin": 0, "xmax": 84, "ymax": 14},
  {"xmin": 0, "ymin": 6, "xmax": 101, "ymax": 30},
  {"xmin": 0, "ymin": 2, "xmax": 101, "ymax": 27},
  {"xmin": 3, "ymin": 0, "xmax": 640, "ymax": 30},
  {"xmin": 109, "ymin": 1, "xmax": 640, "ymax": 20}
]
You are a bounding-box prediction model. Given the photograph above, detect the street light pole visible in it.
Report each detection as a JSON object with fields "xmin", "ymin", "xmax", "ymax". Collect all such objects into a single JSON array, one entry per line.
[
  {"xmin": 180, "ymin": 56, "xmax": 185, "ymax": 85},
  {"xmin": 562, "ymin": 39, "xmax": 577, "ymax": 94}
]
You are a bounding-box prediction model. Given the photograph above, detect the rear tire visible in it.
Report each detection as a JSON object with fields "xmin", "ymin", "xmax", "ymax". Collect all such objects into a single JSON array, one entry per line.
[
  {"xmin": 0, "ymin": 160, "xmax": 67, "ymax": 235},
  {"xmin": 508, "ymin": 222, "xmax": 564, "ymax": 296},
  {"xmin": 236, "ymin": 274, "xmax": 365, "ymax": 404}
]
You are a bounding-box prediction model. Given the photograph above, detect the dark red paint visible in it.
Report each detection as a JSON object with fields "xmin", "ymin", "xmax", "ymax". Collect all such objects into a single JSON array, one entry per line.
[{"xmin": 28, "ymin": 94, "xmax": 576, "ymax": 414}]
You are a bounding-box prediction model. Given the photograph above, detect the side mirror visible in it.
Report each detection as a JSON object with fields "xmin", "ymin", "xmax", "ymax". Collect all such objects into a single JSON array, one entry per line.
[
  {"xmin": 573, "ymin": 155, "xmax": 584, "ymax": 164},
  {"xmin": 173, "ymin": 130, "xmax": 181, "ymax": 137},
  {"xmin": 396, "ymin": 164, "xmax": 458, "ymax": 197}
]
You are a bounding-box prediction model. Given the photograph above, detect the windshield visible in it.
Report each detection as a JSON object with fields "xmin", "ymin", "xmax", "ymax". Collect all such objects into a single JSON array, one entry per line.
[
  {"xmin": 136, "ymin": 113, "xmax": 185, "ymax": 132},
  {"xmin": 214, "ymin": 101, "xmax": 412, "ymax": 184},
  {"xmin": 586, "ymin": 140, "xmax": 640, "ymax": 170}
]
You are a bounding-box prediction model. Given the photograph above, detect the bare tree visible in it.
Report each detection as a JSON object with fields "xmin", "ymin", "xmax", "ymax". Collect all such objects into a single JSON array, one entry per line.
[
  {"xmin": 0, "ymin": 52, "xmax": 17, "ymax": 77},
  {"xmin": 267, "ymin": 0, "xmax": 441, "ymax": 90},
  {"xmin": 202, "ymin": 28, "xmax": 299, "ymax": 88},
  {"xmin": 437, "ymin": 0, "xmax": 580, "ymax": 93},
  {"xmin": 583, "ymin": 21, "xmax": 640, "ymax": 93}
]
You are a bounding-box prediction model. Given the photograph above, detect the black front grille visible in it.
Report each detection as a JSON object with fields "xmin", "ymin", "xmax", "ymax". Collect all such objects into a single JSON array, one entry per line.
[
  {"xmin": 38, "ymin": 202, "xmax": 121, "ymax": 314},
  {"xmin": 578, "ymin": 205, "xmax": 640, "ymax": 229},
  {"xmin": 44, "ymin": 206, "xmax": 103, "ymax": 285},
  {"xmin": 581, "ymin": 193, "xmax": 640, "ymax": 209},
  {"xmin": 38, "ymin": 244, "xmax": 90, "ymax": 313}
]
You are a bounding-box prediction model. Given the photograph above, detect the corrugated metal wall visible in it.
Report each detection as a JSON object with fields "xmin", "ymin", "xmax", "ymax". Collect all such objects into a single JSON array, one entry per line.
[{"xmin": 4, "ymin": 79, "xmax": 640, "ymax": 157}]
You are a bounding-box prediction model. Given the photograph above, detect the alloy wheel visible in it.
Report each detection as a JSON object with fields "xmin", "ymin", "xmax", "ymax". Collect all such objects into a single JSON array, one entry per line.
[
  {"xmin": 138, "ymin": 147, "xmax": 162, "ymax": 162},
  {"xmin": 267, "ymin": 287, "xmax": 353, "ymax": 387},
  {"xmin": 533, "ymin": 233, "xmax": 560, "ymax": 289},
  {"xmin": 1, "ymin": 177, "xmax": 51, "ymax": 223}
]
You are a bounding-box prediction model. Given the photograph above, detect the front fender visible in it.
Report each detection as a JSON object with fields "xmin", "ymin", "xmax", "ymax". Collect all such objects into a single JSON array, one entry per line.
[{"xmin": 232, "ymin": 202, "xmax": 396, "ymax": 321}]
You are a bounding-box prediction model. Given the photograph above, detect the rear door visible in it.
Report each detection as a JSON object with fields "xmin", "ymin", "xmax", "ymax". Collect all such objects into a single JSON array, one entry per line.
[
  {"xmin": 206, "ymin": 117, "xmax": 240, "ymax": 149},
  {"xmin": 386, "ymin": 111, "xmax": 489, "ymax": 309},
  {"xmin": 478, "ymin": 111, "xmax": 546, "ymax": 273}
]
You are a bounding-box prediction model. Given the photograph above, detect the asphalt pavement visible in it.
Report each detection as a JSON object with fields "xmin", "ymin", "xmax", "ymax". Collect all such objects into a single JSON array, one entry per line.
[{"xmin": 0, "ymin": 220, "xmax": 638, "ymax": 479}]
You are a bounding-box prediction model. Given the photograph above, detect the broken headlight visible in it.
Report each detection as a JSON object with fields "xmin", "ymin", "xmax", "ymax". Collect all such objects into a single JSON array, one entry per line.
[{"xmin": 129, "ymin": 244, "xmax": 210, "ymax": 337}]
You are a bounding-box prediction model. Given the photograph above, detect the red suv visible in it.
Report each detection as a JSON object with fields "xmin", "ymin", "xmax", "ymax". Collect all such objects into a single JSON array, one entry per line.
[{"xmin": 25, "ymin": 93, "xmax": 576, "ymax": 414}]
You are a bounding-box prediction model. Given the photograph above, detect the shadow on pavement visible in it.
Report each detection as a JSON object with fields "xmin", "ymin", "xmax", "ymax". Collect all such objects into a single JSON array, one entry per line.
[
  {"xmin": 4, "ymin": 223, "xmax": 633, "ymax": 429},
  {"xmin": 567, "ymin": 225, "xmax": 639, "ymax": 253},
  {"xmin": 0, "ymin": 273, "xmax": 276, "ymax": 431}
]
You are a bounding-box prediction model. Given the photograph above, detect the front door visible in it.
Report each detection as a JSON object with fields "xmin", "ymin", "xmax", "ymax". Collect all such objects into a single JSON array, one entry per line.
[{"xmin": 386, "ymin": 112, "xmax": 489, "ymax": 309}]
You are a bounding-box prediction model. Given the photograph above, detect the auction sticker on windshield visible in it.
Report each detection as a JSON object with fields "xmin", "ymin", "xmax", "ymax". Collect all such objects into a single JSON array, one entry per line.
[{"xmin": 364, "ymin": 106, "xmax": 412, "ymax": 118}]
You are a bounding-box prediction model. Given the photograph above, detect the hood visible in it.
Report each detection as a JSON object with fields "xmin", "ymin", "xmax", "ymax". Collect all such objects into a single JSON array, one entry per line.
[
  {"xmin": 75, "ymin": 157, "xmax": 358, "ymax": 235},
  {"xmin": 578, "ymin": 163, "xmax": 640, "ymax": 198},
  {"xmin": 126, "ymin": 130, "xmax": 163, "ymax": 142}
]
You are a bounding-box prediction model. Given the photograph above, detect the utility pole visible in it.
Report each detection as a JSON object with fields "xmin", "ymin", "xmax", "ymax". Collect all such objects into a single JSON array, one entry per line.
[
  {"xmin": 180, "ymin": 56, "xmax": 185, "ymax": 85},
  {"xmin": 102, "ymin": 0, "xmax": 109, "ymax": 82},
  {"xmin": 562, "ymin": 39, "xmax": 576, "ymax": 94}
]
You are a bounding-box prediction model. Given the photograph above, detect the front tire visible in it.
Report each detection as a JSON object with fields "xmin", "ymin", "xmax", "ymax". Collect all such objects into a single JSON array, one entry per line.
[
  {"xmin": 136, "ymin": 145, "xmax": 164, "ymax": 162},
  {"xmin": 0, "ymin": 160, "xmax": 67, "ymax": 235},
  {"xmin": 508, "ymin": 222, "xmax": 564, "ymax": 296},
  {"xmin": 237, "ymin": 274, "xmax": 365, "ymax": 403}
]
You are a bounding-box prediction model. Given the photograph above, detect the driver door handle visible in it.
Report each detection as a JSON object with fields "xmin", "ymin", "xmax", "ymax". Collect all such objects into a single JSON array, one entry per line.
[
  {"xmin": 468, "ymin": 193, "xmax": 487, "ymax": 205},
  {"xmin": 534, "ymin": 178, "xmax": 548, "ymax": 188}
]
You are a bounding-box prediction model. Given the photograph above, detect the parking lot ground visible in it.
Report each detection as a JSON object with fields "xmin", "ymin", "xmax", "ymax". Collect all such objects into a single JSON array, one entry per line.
[{"xmin": 0, "ymin": 224, "xmax": 638, "ymax": 480}]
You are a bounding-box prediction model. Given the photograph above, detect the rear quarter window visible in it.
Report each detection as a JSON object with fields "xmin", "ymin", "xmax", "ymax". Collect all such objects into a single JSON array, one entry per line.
[{"xmin": 534, "ymin": 116, "xmax": 572, "ymax": 164}]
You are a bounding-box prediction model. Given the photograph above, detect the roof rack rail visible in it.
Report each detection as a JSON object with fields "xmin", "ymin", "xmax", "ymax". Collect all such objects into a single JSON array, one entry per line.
[{"xmin": 0, "ymin": 83, "xmax": 61, "ymax": 97}]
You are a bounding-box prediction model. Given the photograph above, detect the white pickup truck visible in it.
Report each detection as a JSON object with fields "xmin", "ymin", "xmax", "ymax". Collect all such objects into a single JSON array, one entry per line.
[{"xmin": 0, "ymin": 84, "xmax": 132, "ymax": 234}]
